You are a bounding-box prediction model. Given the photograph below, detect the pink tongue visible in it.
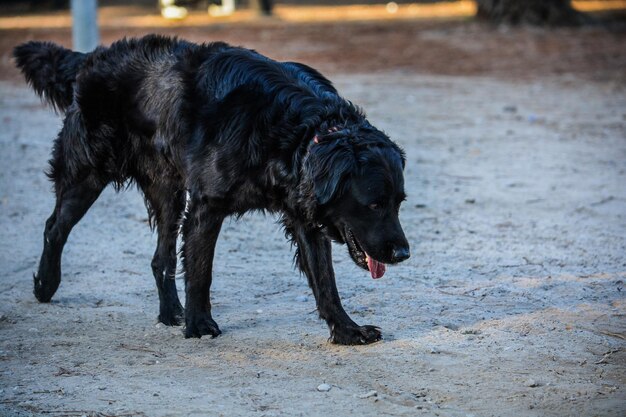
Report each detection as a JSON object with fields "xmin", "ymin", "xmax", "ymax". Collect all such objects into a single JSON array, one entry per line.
[{"xmin": 366, "ymin": 254, "xmax": 386, "ymax": 279}]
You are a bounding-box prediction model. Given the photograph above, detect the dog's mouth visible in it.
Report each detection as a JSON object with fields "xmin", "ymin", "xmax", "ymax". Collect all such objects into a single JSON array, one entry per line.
[{"xmin": 345, "ymin": 227, "xmax": 386, "ymax": 279}]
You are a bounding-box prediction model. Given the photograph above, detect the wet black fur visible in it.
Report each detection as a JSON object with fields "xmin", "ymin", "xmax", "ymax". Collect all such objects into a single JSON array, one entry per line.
[{"xmin": 14, "ymin": 35, "xmax": 410, "ymax": 345}]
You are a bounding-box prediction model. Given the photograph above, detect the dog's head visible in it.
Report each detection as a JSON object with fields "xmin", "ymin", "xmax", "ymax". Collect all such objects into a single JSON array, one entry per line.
[{"xmin": 302, "ymin": 124, "xmax": 410, "ymax": 278}]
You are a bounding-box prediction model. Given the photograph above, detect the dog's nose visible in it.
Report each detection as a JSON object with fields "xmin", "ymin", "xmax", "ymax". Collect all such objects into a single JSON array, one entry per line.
[{"xmin": 391, "ymin": 246, "xmax": 410, "ymax": 263}]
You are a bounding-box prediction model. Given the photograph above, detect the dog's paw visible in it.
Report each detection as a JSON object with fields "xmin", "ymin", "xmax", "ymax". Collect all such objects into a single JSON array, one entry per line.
[
  {"xmin": 33, "ymin": 273, "xmax": 59, "ymax": 303},
  {"xmin": 184, "ymin": 312, "xmax": 222, "ymax": 338},
  {"xmin": 158, "ymin": 303, "xmax": 184, "ymax": 326},
  {"xmin": 330, "ymin": 324, "xmax": 382, "ymax": 345}
]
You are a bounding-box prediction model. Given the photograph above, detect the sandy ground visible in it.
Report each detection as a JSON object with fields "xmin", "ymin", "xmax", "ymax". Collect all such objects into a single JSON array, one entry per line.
[{"xmin": 1, "ymin": 12, "xmax": 626, "ymax": 417}]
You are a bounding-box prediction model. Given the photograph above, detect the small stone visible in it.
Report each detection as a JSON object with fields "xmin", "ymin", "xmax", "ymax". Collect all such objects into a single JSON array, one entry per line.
[
  {"xmin": 317, "ymin": 383, "xmax": 332, "ymax": 392},
  {"xmin": 296, "ymin": 295, "xmax": 308, "ymax": 302},
  {"xmin": 525, "ymin": 379, "xmax": 541, "ymax": 387},
  {"xmin": 28, "ymin": 328, "xmax": 38, "ymax": 333},
  {"xmin": 358, "ymin": 390, "xmax": 377, "ymax": 399},
  {"xmin": 155, "ymin": 323, "xmax": 165, "ymax": 329},
  {"xmin": 429, "ymin": 347, "xmax": 440, "ymax": 354}
]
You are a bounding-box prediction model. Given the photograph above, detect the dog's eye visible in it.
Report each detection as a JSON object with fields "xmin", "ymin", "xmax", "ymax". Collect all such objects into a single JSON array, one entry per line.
[{"xmin": 368, "ymin": 203, "xmax": 380, "ymax": 211}]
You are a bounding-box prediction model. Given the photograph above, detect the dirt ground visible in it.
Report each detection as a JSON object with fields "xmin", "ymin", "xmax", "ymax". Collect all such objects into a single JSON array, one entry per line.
[{"xmin": 0, "ymin": 6, "xmax": 625, "ymax": 417}]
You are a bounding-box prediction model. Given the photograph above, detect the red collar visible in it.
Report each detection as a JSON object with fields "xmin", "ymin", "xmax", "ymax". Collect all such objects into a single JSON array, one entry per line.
[{"xmin": 313, "ymin": 126, "xmax": 340, "ymax": 144}]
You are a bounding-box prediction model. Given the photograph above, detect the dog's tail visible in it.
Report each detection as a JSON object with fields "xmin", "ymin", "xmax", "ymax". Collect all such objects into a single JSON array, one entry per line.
[{"xmin": 13, "ymin": 41, "xmax": 86, "ymax": 112}]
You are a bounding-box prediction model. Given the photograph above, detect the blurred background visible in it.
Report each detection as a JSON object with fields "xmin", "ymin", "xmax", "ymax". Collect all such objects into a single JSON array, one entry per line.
[{"xmin": 0, "ymin": 0, "xmax": 625, "ymax": 80}]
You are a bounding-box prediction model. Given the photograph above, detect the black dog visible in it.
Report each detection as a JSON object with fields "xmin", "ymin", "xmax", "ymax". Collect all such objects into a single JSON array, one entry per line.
[{"xmin": 14, "ymin": 35, "xmax": 409, "ymax": 345}]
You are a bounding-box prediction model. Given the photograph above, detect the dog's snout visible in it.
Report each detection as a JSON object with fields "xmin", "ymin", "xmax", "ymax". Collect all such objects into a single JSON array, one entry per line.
[{"xmin": 391, "ymin": 246, "xmax": 410, "ymax": 263}]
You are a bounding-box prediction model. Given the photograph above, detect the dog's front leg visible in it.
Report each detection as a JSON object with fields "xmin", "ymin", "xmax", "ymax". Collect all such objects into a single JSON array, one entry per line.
[
  {"xmin": 181, "ymin": 199, "xmax": 224, "ymax": 338},
  {"xmin": 292, "ymin": 224, "xmax": 382, "ymax": 345}
]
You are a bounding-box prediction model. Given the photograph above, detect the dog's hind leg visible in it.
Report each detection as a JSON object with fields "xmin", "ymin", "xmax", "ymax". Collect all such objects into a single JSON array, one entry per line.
[
  {"xmin": 34, "ymin": 176, "xmax": 105, "ymax": 302},
  {"xmin": 142, "ymin": 182, "xmax": 185, "ymax": 326},
  {"xmin": 181, "ymin": 198, "xmax": 224, "ymax": 338},
  {"xmin": 291, "ymin": 223, "xmax": 382, "ymax": 345}
]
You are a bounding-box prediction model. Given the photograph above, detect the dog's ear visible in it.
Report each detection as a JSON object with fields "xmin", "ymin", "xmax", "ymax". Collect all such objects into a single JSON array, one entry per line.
[{"xmin": 305, "ymin": 139, "xmax": 356, "ymax": 205}]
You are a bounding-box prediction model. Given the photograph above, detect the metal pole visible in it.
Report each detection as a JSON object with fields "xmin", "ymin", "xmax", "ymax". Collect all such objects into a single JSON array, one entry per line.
[{"xmin": 71, "ymin": 0, "xmax": 99, "ymax": 52}]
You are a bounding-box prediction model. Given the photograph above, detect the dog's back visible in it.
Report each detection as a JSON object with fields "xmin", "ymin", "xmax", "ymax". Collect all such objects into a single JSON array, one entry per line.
[{"xmin": 14, "ymin": 35, "xmax": 333, "ymax": 170}]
